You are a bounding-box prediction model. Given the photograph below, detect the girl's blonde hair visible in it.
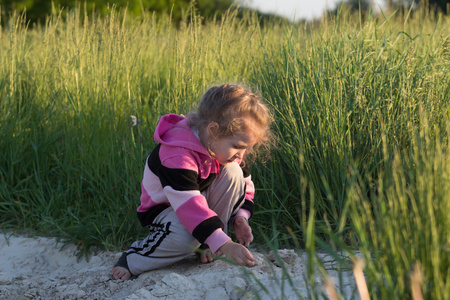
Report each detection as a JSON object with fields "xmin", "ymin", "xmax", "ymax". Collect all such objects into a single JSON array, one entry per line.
[{"xmin": 189, "ymin": 84, "xmax": 273, "ymax": 158}]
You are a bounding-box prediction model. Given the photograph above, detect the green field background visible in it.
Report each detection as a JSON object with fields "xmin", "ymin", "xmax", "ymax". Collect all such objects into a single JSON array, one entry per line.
[{"xmin": 0, "ymin": 4, "xmax": 449, "ymax": 299}]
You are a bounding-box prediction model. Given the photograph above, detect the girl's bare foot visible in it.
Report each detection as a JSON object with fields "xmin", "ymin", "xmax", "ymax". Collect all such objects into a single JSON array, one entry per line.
[
  {"xmin": 111, "ymin": 266, "xmax": 132, "ymax": 281},
  {"xmin": 199, "ymin": 248, "xmax": 214, "ymax": 263}
]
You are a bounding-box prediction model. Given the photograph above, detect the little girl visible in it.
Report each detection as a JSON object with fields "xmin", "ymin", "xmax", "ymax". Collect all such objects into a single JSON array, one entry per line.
[{"xmin": 112, "ymin": 84, "xmax": 272, "ymax": 280}]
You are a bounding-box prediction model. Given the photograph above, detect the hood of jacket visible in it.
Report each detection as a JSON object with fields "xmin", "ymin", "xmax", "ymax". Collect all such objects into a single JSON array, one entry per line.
[{"xmin": 153, "ymin": 114, "xmax": 209, "ymax": 156}]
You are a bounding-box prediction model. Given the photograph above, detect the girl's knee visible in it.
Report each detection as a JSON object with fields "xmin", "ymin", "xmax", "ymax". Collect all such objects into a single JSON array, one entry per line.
[{"xmin": 221, "ymin": 162, "xmax": 244, "ymax": 185}]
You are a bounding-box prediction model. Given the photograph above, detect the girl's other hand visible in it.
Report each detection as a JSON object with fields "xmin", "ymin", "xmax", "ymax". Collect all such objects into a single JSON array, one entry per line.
[{"xmin": 232, "ymin": 216, "xmax": 253, "ymax": 247}]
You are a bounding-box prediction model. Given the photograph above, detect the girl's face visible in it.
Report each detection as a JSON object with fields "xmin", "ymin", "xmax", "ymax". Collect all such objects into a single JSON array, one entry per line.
[{"xmin": 209, "ymin": 128, "xmax": 257, "ymax": 165}]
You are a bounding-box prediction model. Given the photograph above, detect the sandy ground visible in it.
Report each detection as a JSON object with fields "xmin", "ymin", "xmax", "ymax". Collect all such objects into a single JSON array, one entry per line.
[{"xmin": 0, "ymin": 233, "xmax": 356, "ymax": 300}]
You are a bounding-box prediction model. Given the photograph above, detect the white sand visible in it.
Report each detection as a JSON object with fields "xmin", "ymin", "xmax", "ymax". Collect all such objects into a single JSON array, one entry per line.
[{"xmin": 0, "ymin": 233, "xmax": 356, "ymax": 299}]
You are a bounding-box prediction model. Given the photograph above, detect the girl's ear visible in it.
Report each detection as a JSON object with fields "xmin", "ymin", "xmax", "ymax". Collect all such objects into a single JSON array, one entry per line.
[{"xmin": 206, "ymin": 122, "xmax": 219, "ymax": 139}]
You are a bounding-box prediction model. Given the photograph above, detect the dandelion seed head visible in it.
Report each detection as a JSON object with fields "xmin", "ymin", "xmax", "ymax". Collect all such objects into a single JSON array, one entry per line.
[{"xmin": 130, "ymin": 115, "xmax": 138, "ymax": 127}]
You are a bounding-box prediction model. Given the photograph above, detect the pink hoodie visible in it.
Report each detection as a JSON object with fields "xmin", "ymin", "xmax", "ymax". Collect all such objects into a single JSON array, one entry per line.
[{"xmin": 137, "ymin": 114, "xmax": 254, "ymax": 253}]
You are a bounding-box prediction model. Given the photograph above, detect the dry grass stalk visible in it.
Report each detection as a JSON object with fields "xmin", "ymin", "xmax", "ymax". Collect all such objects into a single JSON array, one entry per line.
[
  {"xmin": 353, "ymin": 258, "xmax": 370, "ymax": 300},
  {"xmin": 411, "ymin": 263, "xmax": 424, "ymax": 300},
  {"xmin": 323, "ymin": 276, "xmax": 339, "ymax": 300}
]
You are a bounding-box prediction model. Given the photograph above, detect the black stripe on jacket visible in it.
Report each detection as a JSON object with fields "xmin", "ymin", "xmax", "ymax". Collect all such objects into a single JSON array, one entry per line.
[
  {"xmin": 148, "ymin": 144, "xmax": 217, "ymax": 192},
  {"xmin": 241, "ymin": 200, "xmax": 255, "ymax": 217},
  {"xmin": 192, "ymin": 216, "xmax": 224, "ymax": 244}
]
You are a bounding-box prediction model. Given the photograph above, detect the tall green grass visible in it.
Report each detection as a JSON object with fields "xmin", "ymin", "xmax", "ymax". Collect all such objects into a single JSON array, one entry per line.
[
  {"xmin": 0, "ymin": 6, "xmax": 266, "ymax": 249},
  {"xmin": 0, "ymin": 3, "xmax": 448, "ymax": 299},
  {"xmin": 252, "ymin": 4, "xmax": 449, "ymax": 241}
]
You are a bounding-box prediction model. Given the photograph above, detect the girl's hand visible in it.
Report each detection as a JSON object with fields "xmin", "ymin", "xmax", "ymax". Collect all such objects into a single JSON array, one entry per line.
[
  {"xmin": 232, "ymin": 216, "xmax": 253, "ymax": 247},
  {"xmin": 219, "ymin": 240, "xmax": 255, "ymax": 266}
]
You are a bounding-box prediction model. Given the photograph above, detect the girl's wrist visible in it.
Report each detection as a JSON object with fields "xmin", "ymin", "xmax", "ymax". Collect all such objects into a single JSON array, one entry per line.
[{"xmin": 237, "ymin": 216, "xmax": 248, "ymax": 223}]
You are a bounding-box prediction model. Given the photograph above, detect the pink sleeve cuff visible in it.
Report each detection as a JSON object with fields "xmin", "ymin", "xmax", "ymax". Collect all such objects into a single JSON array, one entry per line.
[
  {"xmin": 236, "ymin": 209, "xmax": 251, "ymax": 220},
  {"xmin": 229, "ymin": 209, "xmax": 251, "ymax": 226},
  {"xmin": 204, "ymin": 229, "xmax": 231, "ymax": 254}
]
